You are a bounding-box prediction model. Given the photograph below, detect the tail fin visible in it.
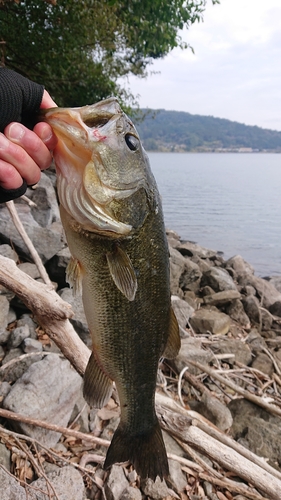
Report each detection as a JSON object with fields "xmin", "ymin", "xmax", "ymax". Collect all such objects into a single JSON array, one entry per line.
[{"xmin": 104, "ymin": 421, "xmax": 169, "ymax": 481}]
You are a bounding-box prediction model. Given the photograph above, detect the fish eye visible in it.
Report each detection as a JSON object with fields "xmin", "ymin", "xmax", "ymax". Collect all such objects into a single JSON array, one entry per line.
[{"xmin": 125, "ymin": 134, "xmax": 139, "ymax": 151}]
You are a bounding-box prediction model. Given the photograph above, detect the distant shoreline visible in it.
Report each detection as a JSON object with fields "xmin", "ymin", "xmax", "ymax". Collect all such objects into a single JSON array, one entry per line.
[{"xmin": 146, "ymin": 149, "xmax": 281, "ymax": 154}]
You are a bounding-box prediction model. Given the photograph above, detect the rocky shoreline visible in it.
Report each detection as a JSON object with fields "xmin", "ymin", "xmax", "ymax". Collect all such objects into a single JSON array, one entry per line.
[{"xmin": 1, "ymin": 170, "xmax": 281, "ymax": 499}]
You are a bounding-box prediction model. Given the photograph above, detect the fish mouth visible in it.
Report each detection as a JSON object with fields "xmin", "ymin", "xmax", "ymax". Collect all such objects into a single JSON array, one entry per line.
[{"xmin": 43, "ymin": 98, "xmax": 147, "ymax": 236}]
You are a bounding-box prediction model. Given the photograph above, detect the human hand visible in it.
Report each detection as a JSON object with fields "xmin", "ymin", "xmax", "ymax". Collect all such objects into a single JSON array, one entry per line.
[{"xmin": 0, "ymin": 89, "xmax": 57, "ymax": 198}]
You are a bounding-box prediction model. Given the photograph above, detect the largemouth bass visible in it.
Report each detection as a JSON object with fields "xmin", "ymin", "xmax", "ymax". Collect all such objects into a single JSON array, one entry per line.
[{"xmin": 43, "ymin": 98, "xmax": 180, "ymax": 480}]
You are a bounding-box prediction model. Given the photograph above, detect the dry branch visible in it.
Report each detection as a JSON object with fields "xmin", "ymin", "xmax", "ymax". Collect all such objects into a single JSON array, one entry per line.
[
  {"xmin": 0, "ymin": 255, "xmax": 89, "ymax": 376},
  {"xmin": 187, "ymin": 359, "xmax": 281, "ymax": 418}
]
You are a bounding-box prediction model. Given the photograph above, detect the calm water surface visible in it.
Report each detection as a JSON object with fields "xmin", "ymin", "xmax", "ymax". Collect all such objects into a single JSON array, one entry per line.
[{"xmin": 148, "ymin": 153, "xmax": 281, "ymax": 277}]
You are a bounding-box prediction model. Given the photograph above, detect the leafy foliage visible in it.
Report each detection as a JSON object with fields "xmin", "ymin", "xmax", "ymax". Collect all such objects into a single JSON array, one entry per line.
[
  {"xmin": 136, "ymin": 109, "xmax": 281, "ymax": 152},
  {"xmin": 0, "ymin": 0, "xmax": 218, "ymax": 107}
]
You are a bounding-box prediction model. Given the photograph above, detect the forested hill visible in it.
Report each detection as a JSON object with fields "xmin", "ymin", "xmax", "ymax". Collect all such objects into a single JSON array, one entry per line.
[{"xmin": 135, "ymin": 109, "xmax": 281, "ymax": 152}]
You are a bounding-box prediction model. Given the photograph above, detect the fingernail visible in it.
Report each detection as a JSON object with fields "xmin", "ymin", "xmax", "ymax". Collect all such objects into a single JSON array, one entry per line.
[
  {"xmin": 8, "ymin": 123, "xmax": 25, "ymax": 140},
  {"xmin": 40, "ymin": 125, "xmax": 53, "ymax": 142},
  {"xmin": 0, "ymin": 133, "xmax": 10, "ymax": 149}
]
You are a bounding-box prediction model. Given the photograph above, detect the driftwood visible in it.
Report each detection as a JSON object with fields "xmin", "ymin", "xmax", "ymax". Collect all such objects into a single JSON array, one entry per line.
[{"xmin": 1, "ymin": 254, "xmax": 281, "ymax": 499}]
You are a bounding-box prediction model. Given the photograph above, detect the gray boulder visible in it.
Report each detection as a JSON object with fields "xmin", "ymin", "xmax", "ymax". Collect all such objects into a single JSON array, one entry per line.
[
  {"xmin": 190, "ymin": 307, "xmax": 231, "ymax": 335},
  {"xmin": 171, "ymin": 295, "xmax": 194, "ymax": 331},
  {"xmin": 29, "ymin": 465, "xmax": 85, "ymax": 500},
  {"xmin": 201, "ymin": 267, "xmax": 237, "ymax": 292},
  {"xmin": 0, "ymin": 203, "xmax": 63, "ymax": 263},
  {"xmin": 0, "ymin": 466, "xmax": 26, "ymax": 500},
  {"xmin": 3, "ymin": 354, "xmax": 82, "ymax": 447}
]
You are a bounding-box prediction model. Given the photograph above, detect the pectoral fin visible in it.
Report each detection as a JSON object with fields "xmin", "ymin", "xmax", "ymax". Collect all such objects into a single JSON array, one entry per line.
[
  {"xmin": 66, "ymin": 256, "xmax": 83, "ymax": 295},
  {"xmin": 83, "ymin": 351, "xmax": 113, "ymax": 408},
  {"xmin": 106, "ymin": 245, "xmax": 137, "ymax": 301},
  {"xmin": 163, "ymin": 307, "xmax": 181, "ymax": 359}
]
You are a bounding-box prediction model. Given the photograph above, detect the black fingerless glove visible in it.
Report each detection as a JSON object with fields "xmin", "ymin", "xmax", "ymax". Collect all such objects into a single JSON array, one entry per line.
[
  {"xmin": 0, "ymin": 68, "xmax": 44, "ymax": 203},
  {"xmin": 0, "ymin": 67, "xmax": 44, "ymax": 132}
]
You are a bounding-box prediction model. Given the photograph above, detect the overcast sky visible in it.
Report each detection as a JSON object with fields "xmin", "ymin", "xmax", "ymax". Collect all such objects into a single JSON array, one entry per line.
[{"xmin": 127, "ymin": 0, "xmax": 281, "ymax": 131}]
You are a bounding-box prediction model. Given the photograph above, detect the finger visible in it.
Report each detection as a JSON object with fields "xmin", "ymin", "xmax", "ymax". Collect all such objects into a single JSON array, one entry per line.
[
  {"xmin": 40, "ymin": 89, "xmax": 57, "ymax": 109},
  {"xmin": 33, "ymin": 122, "xmax": 58, "ymax": 151},
  {"xmin": 0, "ymin": 130, "xmax": 41, "ymax": 186},
  {"xmin": 0, "ymin": 159, "xmax": 23, "ymax": 190},
  {"xmin": 4, "ymin": 123, "xmax": 53, "ymax": 171}
]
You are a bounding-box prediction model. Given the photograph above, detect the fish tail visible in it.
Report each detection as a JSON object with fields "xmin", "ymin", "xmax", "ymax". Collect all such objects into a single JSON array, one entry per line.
[{"xmin": 104, "ymin": 420, "xmax": 169, "ymax": 481}]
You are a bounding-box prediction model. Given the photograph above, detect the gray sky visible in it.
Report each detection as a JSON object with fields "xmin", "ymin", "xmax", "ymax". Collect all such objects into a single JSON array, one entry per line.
[{"xmin": 127, "ymin": 0, "xmax": 281, "ymax": 131}]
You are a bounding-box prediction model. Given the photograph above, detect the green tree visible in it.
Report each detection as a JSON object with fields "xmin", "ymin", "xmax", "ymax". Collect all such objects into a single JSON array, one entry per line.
[{"xmin": 0, "ymin": 0, "xmax": 219, "ymax": 107}]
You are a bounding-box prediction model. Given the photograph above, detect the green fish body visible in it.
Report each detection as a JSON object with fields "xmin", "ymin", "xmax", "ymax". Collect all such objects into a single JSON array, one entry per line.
[{"xmin": 44, "ymin": 98, "xmax": 180, "ymax": 480}]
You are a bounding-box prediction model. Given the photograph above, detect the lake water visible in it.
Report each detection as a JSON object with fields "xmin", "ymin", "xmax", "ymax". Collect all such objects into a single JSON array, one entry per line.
[{"xmin": 148, "ymin": 152, "xmax": 281, "ymax": 277}]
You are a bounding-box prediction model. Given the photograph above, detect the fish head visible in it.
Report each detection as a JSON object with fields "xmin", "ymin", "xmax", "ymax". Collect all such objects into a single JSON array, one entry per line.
[{"xmin": 43, "ymin": 98, "xmax": 157, "ymax": 237}]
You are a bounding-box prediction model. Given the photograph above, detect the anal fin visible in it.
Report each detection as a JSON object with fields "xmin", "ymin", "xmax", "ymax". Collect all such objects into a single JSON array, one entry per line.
[
  {"xmin": 163, "ymin": 307, "xmax": 181, "ymax": 359},
  {"xmin": 83, "ymin": 351, "xmax": 113, "ymax": 408}
]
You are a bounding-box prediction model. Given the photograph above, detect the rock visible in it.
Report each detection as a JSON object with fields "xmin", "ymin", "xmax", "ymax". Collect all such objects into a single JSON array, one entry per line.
[
  {"xmin": 29, "ymin": 465, "xmax": 85, "ymax": 500},
  {"xmin": 120, "ymin": 487, "xmax": 142, "ymax": 500},
  {"xmin": 0, "ymin": 328, "xmax": 10, "ymax": 345},
  {"xmin": 17, "ymin": 314, "xmax": 38, "ymax": 339},
  {"xmin": 58, "ymin": 288, "xmax": 91, "ymax": 347},
  {"xmin": 28, "ymin": 172, "xmax": 60, "ymax": 227},
  {"xmin": 245, "ymin": 275, "xmax": 281, "ymax": 309},
  {"xmin": 189, "ymin": 392, "xmax": 233, "ymax": 431},
  {"xmin": 0, "ymin": 466, "xmax": 26, "ymax": 500},
  {"xmin": 179, "ymin": 258, "xmax": 202, "ymax": 293},
  {"xmin": 269, "ymin": 277, "xmax": 281, "ymax": 293},
  {"xmin": 105, "ymin": 465, "xmax": 129, "ymax": 500},
  {"xmin": 269, "ymin": 301, "xmax": 281, "ymax": 317},
  {"xmin": 225, "ymin": 255, "xmax": 255, "ymax": 276},
  {"xmin": 176, "ymin": 241, "xmax": 217, "ymax": 259},
  {"xmin": 3, "ymin": 354, "xmax": 82, "ymax": 447},
  {"xmin": 140, "ymin": 476, "xmax": 170, "ymax": 499},
  {"xmin": 166, "ymin": 229, "xmax": 181, "ymax": 248},
  {"xmin": 225, "ymin": 299, "xmax": 251, "ymax": 329},
  {"xmin": 242, "ymin": 295, "xmax": 261, "ymax": 325},
  {"xmin": 167, "ymin": 458, "xmax": 187, "ymax": 492},
  {"xmin": 228, "ymin": 399, "xmax": 281, "ymax": 469},
  {"xmin": 171, "ymin": 296, "xmax": 194, "ymax": 331},
  {"xmin": 0, "ymin": 203, "xmax": 64, "ymax": 263},
  {"xmin": 169, "ymin": 246, "xmax": 186, "ymax": 296},
  {"xmin": 8, "ymin": 324, "xmax": 30, "ymax": 348},
  {"xmin": 0, "ymin": 442, "xmax": 11, "ymax": 470},
  {"xmin": 0, "ymin": 244, "xmax": 18, "ymax": 261},
  {"xmin": 163, "ymin": 430, "xmax": 186, "ymax": 457},
  {"xmin": 7, "ymin": 307, "xmax": 17, "ymax": 325},
  {"xmin": 246, "ymin": 329, "xmax": 267, "ymax": 354},
  {"xmin": 0, "ymin": 295, "xmax": 9, "ymax": 339},
  {"xmin": 190, "ymin": 308, "xmax": 231, "ymax": 335},
  {"xmin": 210, "ymin": 339, "xmax": 252, "ymax": 366},
  {"xmin": 17, "ymin": 262, "xmax": 41, "ymax": 280},
  {"xmin": 0, "ymin": 381, "xmax": 11, "ymax": 402},
  {"xmin": 251, "ymin": 353, "xmax": 274, "ymax": 376},
  {"xmin": 261, "ymin": 308, "xmax": 273, "ymax": 330},
  {"xmin": 21, "ymin": 338, "xmax": 43, "ymax": 353},
  {"xmin": 1, "ymin": 348, "xmax": 42, "ymax": 383},
  {"xmin": 173, "ymin": 337, "xmax": 213, "ymax": 375},
  {"xmin": 201, "ymin": 267, "xmax": 237, "ymax": 292},
  {"xmin": 203, "ymin": 290, "xmax": 241, "ymax": 307}
]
